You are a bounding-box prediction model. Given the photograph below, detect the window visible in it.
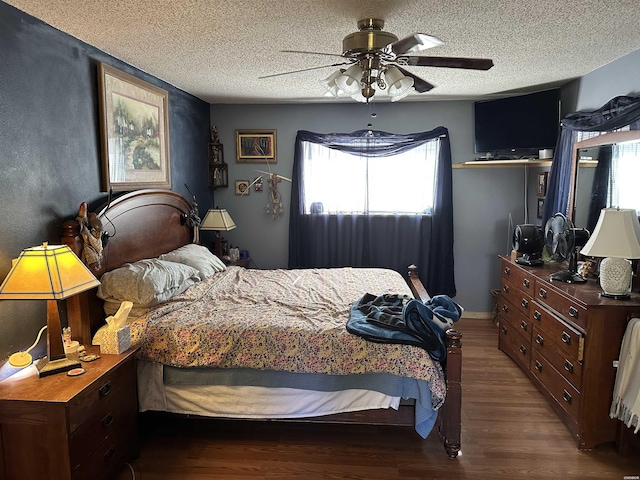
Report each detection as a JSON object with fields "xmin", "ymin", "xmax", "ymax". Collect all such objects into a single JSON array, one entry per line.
[
  {"xmin": 300, "ymin": 138, "xmax": 439, "ymax": 215},
  {"xmin": 611, "ymin": 141, "xmax": 640, "ymax": 214}
]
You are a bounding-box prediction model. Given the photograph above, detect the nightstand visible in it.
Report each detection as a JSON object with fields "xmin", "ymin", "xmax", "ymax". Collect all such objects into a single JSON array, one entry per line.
[
  {"xmin": 226, "ymin": 258, "xmax": 251, "ymax": 268},
  {"xmin": 0, "ymin": 347, "xmax": 139, "ymax": 480}
]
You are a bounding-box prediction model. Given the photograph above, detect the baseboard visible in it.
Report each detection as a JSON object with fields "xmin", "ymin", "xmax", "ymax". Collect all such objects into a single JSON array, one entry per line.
[{"xmin": 460, "ymin": 311, "xmax": 493, "ymax": 320}]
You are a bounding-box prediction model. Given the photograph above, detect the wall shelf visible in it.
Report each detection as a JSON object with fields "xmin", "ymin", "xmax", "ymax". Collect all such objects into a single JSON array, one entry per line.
[{"xmin": 452, "ymin": 159, "xmax": 553, "ymax": 169}]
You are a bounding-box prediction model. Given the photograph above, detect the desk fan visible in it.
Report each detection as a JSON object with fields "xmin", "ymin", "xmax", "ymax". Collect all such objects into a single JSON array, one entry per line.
[
  {"xmin": 512, "ymin": 224, "xmax": 544, "ymax": 266},
  {"xmin": 545, "ymin": 213, "xmax": 590, "ymax": 283}
]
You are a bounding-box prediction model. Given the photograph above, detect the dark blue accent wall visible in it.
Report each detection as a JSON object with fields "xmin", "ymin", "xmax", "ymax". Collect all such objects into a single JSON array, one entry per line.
[{"xmin": 0, "ymin": 2, "xmax": 211, "ymax": 380}]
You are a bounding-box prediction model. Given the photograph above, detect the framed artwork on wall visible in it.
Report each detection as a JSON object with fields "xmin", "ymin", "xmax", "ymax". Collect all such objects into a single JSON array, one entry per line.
[
  {"xmin": 98, "ymin": 62, "xmax": 171, "ymax": 191},
  {"xmin": 235, "ymin": 179, "xmax": 250, "ymax": 195},
  {"xmin": 537, "ymin": 172, "xmax": 548, "ymax": 197},
  {"xmin": 236, "ymin": 130, "xmax": 277, "ymax": 163},
  {"xmin": 537, "ymin": 198, "xmax": 545, "ymax": 219}
]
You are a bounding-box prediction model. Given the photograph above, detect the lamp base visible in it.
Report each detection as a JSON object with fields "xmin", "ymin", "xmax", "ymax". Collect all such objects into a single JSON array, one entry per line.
[
  {"xmin": 35, "ymin": 356, "xmax": 81, "ymax": 377},
  {"xmin": 599, "ymin": 292, "xmax": 631, "ymax": 300}
]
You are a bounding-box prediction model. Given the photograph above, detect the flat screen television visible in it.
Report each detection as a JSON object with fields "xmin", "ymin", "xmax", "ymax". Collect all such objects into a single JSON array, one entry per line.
[{"xmin": 474, "ymin": 89, "xmax": 561, "ymax": 158}]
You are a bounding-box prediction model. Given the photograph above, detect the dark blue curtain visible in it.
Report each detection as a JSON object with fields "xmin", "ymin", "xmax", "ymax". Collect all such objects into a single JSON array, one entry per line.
[
  {"xmin": 288, "ymin": 127, "xmax": 456, "ymax": 297},
  {"xmin": 542, "ymin": 95, "xmax": 640, "ymax": 227}
]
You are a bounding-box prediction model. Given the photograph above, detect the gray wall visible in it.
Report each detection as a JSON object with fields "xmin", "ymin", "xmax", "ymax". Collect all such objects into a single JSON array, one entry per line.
[
  {"xmin": 211, "ymin": 101, "xmax": 527, "ymax": 314},
  {"xmin": 0, "ymin": 3, "xmax": 211, "ymax": 380},
  {"xmin": 212, "ymin": 48, "xmax": 640, "ymax": 315}
]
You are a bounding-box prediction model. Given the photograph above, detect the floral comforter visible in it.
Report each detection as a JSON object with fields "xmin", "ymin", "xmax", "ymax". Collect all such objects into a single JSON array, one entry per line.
[{"xmin": 129, "ymin": 266, "xmax": 445, "ymax": 406}]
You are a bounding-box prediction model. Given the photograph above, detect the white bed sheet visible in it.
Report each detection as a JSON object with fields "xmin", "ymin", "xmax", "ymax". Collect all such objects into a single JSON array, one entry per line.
[{"xmin": 137, "ymin": 361, "xmax": 401, "ymax": 419}]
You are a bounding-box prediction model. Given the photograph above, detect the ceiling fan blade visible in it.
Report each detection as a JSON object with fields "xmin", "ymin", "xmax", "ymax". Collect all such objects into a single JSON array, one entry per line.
[
  {"xmin": 282, "ymin": 49, "xmax": 346, "ymax": 59},
  {"xmin": 397, "ymin": 56, "xmax": 494, "ymax": 70},
  {"xmin": 395, "ymin": 66, "xmax": 434, "ymax": 93},
  {"xmin": 259, "ymin": 61, "xmax": 352, "ymax": 79},
  {"xmin": 387, "ymin": 33, "xmax": 443, "ymax": 55}
]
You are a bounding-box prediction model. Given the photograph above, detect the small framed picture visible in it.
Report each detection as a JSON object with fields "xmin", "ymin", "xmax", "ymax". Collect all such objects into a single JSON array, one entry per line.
[
  {"xmin": 537, "ymin": 172, "xmax": 548, "ymax": 197},
  {"xmin": 235, "ymin": 179, "xmax": 250, "ymax": 195},
  {"xmin": 537, "ymin": 198, "xmax": 545, "ymax": 219},
  {"xmin": 236, "ymin": 130, "xmax": 277, "ymax": 163}
]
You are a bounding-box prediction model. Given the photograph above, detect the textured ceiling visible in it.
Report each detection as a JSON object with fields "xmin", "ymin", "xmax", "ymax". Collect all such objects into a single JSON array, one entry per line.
[{"xmin": 6, "ymin": 0, "xmax": 640, "ymax": 104}]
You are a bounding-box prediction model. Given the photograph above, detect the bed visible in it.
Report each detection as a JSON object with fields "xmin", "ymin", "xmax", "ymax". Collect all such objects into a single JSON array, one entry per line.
[{"xmin": 61, "ymin": 189, "xmax": 462, "ymax": 457}]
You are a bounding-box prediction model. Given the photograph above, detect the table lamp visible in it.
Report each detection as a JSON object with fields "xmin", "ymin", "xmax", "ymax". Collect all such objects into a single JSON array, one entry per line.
[
  {"xmin": 0, "ymin": 243, "xmax": 101, "ymax": 376},
  {"xmin": 580, "ymin": 208, "xmax": 640, "ymax": 299},
  {"xmin": 200, "ymin": 208, "xmax": 236, "ymax": 258}
]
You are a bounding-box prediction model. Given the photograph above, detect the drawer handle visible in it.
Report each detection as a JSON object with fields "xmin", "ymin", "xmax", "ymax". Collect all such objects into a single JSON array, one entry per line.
[
  {"xmin": 502, "ymin": 304, "xmax": 509, "ymax": 313},
  {"xmin": 501, "ymin": 325, "xmax": 508, "ymax": 334},
  {"xmin": 523, "ymin": 278, "xmax": 530, "ymax": 288},
  {"xmin": 521, "ymin": 298, "xmax": 529, "ymax": 309},
  {"xmin": 99, "ymin": 381, "xmax": 112, "ymax": 397},
  {"xmin": 102, "ymin": 412, "xmax": 114, "ymax": 427},
  {"xmin": 564, "ymin": 360, "xmax": 574, "ymax": 373},
  {"xmin": 568, "ymin": 306, "xmax": 578, "ymax": 318},
  {"xmin": 533, "ymin": 310, "xmax": 541, "ymax": 321},
  {"xmin": 504, "ymin": 267, "xmax": 511, "ymax": 275},
  {"xmin": 539, "ymin": 288, "xmax": 547, "ymax": 299},
  {"xmin": 519, "ymin": 345, "xmax": 527, "ymax": 355},
  {"xmin": 563, "ymin": 390, "xmax": 572, "ymax": 404},
  {"xmin": 104, "ymin": 447, "xmax": 116, "ymax": 461},
  {"xmin": 536, "ymin": 334, "xmax": 544, "ymax": 346},
  {"xmin": 534, "ymin": 360, "xmax": 542, "ymax": 372},
  {"xmin": 503, "ymin": 284, "xmax": 509, "ymax": 293},
  {"xmin": 520, "ymin": 320, "xmax": 528, "ymax": 331},
  {"xmin": 561, "ymin": 332, "xmax": 571, "ymax": 345}
]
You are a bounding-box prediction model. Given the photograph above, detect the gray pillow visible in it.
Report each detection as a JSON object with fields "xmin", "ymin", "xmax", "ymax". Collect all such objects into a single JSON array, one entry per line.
[
  {"xmin": 159, "ymin": 243, "xmax": 226, "ymax": 279},
  {"xmin": 97, "ymin": 258, "xmax": 201, "ymax": 307}
]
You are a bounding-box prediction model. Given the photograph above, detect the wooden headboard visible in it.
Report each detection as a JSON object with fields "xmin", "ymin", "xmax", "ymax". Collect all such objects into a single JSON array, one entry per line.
[{"xmin": 62, "ymin": 189, "xmax": 198, "ymax": 344}]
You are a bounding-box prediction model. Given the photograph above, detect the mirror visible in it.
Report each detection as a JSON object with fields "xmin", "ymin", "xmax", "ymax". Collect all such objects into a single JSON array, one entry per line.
[{"xmin": 570, "ymin": 130, "xmax": 640, "ymax": 232}]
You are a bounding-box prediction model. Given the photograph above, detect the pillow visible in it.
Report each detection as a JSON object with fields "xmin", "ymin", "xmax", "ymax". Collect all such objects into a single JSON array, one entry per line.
[
  {"xmin": 97, "ymin": 258, "xmax": 201, "ymax": 307},
  {"xmin": 158, "ymin": 243, "xmax": 226, "ymax": 279}
]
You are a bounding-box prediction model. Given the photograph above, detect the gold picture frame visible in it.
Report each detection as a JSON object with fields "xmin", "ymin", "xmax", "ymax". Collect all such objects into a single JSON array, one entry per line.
[
  {"xmin": 98, "ymin": 62, "xmax": 171, "ymax": 191},
  {"xmin": 236, "ymin": 129, "xmax": 277, "ymax": 163},
  {"xmin": 235, "ymin": 179, "xmax": 250, "ymax": 195}
]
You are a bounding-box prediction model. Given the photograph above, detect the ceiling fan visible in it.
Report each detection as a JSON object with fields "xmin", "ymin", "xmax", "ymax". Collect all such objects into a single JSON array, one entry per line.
[{"xmin": 260, "ymin": 18, "xmax": 494, "ymax": 103}]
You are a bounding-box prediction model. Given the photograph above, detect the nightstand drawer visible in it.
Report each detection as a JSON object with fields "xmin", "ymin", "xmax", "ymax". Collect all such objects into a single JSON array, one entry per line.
[
  {"xmin": 532, "ymin": 325, "xmax": 583, "ymax": 390},
  {"xmin": 70, "ymin": 380, "xmax": 137, "ymax": 465},
  {"xmin": 531, "ymin": 352, "xmax": 581, "ymax": 422},
  {"xmin": 71, "ymin": 435, "xmax": 131, "ymax": 480},
  {"xmin": 69, "ymin": 357, "xmax": 136, "ymax": 431}
]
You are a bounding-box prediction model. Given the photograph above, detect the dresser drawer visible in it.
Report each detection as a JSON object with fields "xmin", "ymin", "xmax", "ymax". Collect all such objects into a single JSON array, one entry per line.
[
  {"xmin": 69, "ymin": 358, "xmax": 136, "ymax": 432},
  {"xmin": 535, "ymin": 280, "xmax": 587, "ymax": 330},
  {"xmin": 531, "ymin": 302, "xmax": 584, "ymax": 362},
  {"xmin": 499, "ymin": 320, "xmax": 532, "ymax": 372},
  {"xmin": 71, "ymin": 433, "xmax": 131, "ymax": 480},
  {"xmin": 531, "ymin": 325, "xmax": 583, "ymax": 390},
  {"xmin": 500, "ymin": 296, "xmax": 533, "ymax": 341},
  {"xmin": 501, "ymin": 278, "xmax": 534, "ymax": 319},
  {"xmin": 531, "ymin": 352, "xmax": 581, "ymax": 422},
  {"xmin": 501, "ymin": 262, "xmax": 536, "ymax": 295}
]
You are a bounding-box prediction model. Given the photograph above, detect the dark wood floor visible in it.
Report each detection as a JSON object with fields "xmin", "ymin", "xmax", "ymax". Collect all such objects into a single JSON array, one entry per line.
[{"xmin": 115, "ymin": 318, "xmax": 640, "ymax": 480}]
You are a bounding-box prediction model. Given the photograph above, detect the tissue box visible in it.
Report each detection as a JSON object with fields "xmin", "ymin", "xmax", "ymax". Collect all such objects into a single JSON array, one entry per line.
[{"xmin": 99, "ymin": 325, "xmax": 131, "ymax": 354}]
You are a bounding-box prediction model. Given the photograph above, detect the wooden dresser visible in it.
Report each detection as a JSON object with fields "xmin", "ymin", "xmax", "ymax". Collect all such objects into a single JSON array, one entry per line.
[
  {"xmin": 0, "ymin": 347, "xmax": 138, "ymax": 480},
  {"xmin": 497, "ymin": 256, "xmax": 640, "ymax": 450}
]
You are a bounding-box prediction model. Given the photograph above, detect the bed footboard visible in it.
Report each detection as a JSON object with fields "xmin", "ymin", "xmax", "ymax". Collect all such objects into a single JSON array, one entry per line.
[{"xmin": 407, "ymin": 265, "xmax": 462, "ymax": 458}]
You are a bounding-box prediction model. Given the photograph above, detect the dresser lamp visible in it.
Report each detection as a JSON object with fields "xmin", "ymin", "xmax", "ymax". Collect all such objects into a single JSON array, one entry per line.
[
  {"xmin": 580, "ymin": 208, "xmax": 640, "ymax": 299},
  {"xmin": 200, "ymin": 208, "xmax": 236, "ymax": 258},
  {"xmin": 0, "ymin": 243, "xmax": 100, "ymax": 376}
]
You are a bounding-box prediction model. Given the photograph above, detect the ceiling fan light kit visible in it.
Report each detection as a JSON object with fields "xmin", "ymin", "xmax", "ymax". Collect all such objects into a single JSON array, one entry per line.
[{"xmin": 273, "ymin": 18, "xmax": 493, "ymax": 103}]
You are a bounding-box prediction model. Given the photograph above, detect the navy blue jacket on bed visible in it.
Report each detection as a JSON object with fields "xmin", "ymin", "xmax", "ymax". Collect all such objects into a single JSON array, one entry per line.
[{"xmin": 347, "ymin": 293, "xmax": 463, "ymax": 362}]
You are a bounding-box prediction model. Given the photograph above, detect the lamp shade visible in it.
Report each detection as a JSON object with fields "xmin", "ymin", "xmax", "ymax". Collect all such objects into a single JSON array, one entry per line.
[
  {"xmin": 385, "ymin": 66, "xmax": 414, "ymax": 102},
  {"xmin": 0, "ymin": 243, "xmax": 100, "ymax": 300},
  {"xmin": 335, "ymin": 64, "xmax": 363, "ymax": 95},
  {"xmin": 320, "ymin": 70, "xmax": 343, "ymax": 97},
  {"xmin": 200, "ymin": 208, "xmax": 236, "ymax": 231},
  {"xmin": 580, "ymin": 208, "xmax": 640, "ymax": 259}
]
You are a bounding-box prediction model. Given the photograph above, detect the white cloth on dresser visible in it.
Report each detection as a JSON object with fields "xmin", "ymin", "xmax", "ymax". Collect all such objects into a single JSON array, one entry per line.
[{"xmin": 610, "ymin": 317, "xmax": 640, "ymax": 433}]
